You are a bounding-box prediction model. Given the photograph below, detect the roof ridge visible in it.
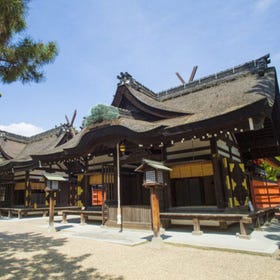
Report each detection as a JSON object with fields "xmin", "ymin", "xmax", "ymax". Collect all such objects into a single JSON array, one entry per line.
[
  {"xmin": 157, "ymin": 54, "xmax": 271, "ymax": 99},
  {"xmin": 0, "ymin": 124, "xmax": 68, "ymax": 143},
  {"xmin": 28, "ymin": 125, "xmax": 68, "ymax": 142},
  {"xmin": 116, "ymin": 55, "xmax": 271, "ymax": 103},
  {"xmin": 0, "ymin": 130, "xmax": 29, "ymax": 143}
]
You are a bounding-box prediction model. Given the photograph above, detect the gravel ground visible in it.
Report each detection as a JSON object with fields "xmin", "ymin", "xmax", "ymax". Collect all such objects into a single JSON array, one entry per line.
[{"xmin": 0, "ymin": 217, "xmax": 279, "ymax": 280}]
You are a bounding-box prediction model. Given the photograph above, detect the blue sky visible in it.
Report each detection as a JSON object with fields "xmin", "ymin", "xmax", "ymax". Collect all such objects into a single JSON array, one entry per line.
[{"xmin": 0, "ymin": 0, "xmax": 279, "ymax": 136}]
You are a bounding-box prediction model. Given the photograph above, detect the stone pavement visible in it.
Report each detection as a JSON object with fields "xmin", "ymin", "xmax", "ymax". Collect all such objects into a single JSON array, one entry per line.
[
  {"xmin": 1, "ymin": 215, "xmax": 279, "ymax": 256},
  {"xmin": 51, "ymin": 216, "xmax": 280, "ymax": 256}
]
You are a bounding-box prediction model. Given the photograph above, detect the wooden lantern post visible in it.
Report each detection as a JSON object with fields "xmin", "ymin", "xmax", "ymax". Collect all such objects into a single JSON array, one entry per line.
[
  {"xmin": 44, "ymin": 172, "xmax": 67, "ymax": 231},
  {"xmin": 135, "ymin": 159, "xmax": 172, "ymax": 241},
  {"xmin": 48, "ymin": 190, "xmax": 55, "ymax": 229},
  {"xmin": 150, "ymin": 186, "xmax": 160, "ymax": 237}
]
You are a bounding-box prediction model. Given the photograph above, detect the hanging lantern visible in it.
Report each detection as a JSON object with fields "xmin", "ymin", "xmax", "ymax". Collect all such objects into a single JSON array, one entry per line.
[
  {"xmin": 135, "ymin": 159, "xmax": 172, "ymax": 188},
  {"xmin": 119, "ymin": 142, "xmax": 126, "ymax": 154}
]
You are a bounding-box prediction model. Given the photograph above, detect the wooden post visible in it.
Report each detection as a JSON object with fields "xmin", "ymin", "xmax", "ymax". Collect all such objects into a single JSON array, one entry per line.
[
  {"xmin": 62, "ymin": 212, "xmax": 67, "ymax": 223},
  {"xmin": 135, "ymin": 159, "xmax": 172, "ymax": 248},
  {"xmin": 210, "ymin": 139, "xmax": 226, "ymax": 208},
  {"xmin": 25, "ymin": 171, "xmax": 31, "ymax": 208},
  {"xmin": 49, "ymin": 191, "xmax": 55, "ymax": 230},
  {"xmin": 192, "ymin": 218, "xmax": 203, "ymax": 235},
  {"xmin": 116, "ymin": 143, "xmax": 122, "ymax": 227},
  {"xmin": 102, "ymin": 164, "xmax": 105, "ymax": 225},
  {"xmin": 84, "ymin": 159, "xmax": 89, "ymax": 207},
  {"xmin": 18, "ymin": 210, "xmax": 22, "ymax": 219},
  {"xmin": 238, "ymin": 219, "xmax": 250, "ymax": 239},
  {"xmin": 80, "ymin": 212, "xmax": 86, "ymax": 225},
  {"xmin": 150, "ymin": 187, "xmax": 160, "ymax": 237}
]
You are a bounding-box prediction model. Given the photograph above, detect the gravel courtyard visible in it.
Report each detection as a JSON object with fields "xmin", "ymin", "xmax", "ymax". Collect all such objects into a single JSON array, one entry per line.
[{"xmin": 0, "ymin": 217, "xmax": 279, "ymax": 280}]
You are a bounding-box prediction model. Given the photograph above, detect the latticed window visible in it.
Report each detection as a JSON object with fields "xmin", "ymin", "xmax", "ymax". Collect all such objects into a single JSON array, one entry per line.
[{"xmin": 145, "ymin": 171, "xmax": 156, "ymax": 184}]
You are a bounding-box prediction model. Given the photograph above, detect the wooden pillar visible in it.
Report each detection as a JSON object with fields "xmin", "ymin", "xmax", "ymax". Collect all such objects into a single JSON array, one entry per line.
[
  {"xmin": 62, "ymin": 212, "xmax": 67, "ymax": 223},
  {"xmin": 49, "ymin": 191, "xmax": 55, "ymax": 230},
  {"xmin": 192, "ymin": 218, "xmax": 203, "ymax": 235},
  {"xmin": 84, "ymin": 159, "xmax": 89, "ymax": 207},
  {"xmin": 80, "ymin": 212, "xmax": 86, "ymax": 225},
  {"xmin": 102, "ymin": 165, "xmax": 106, "ymax": 225},
  {"xmin": 25, "ymin": 171, "xmax": 31, "ymax": 208},
  {"xmin": 116, "ymin": 143, "xmax": 122, "ymax": 226},
  {"xmin": 150, "ymin": 187, "xmax": 160, "ymax": 238},
  {"xmin": 18, "ymin": 210, "xmax": 23, "ymax": 219},
  {"xmin": 238, "ymin": 219, "xmax": 250, "ymax": 239},
  {"xmin": 162, "ymin": 147, "xmax": 171, "ymax": 210},
  {"xmin": 210, "ymin": 139, "xmax": 226, "ymax": 208},
  {"xmin": 10, "ymin": 183, "xmax": 15, "ymax": 207},
  {"xmin": 112, "ymin": 149, "xmax": 118, "ymax": 203}
]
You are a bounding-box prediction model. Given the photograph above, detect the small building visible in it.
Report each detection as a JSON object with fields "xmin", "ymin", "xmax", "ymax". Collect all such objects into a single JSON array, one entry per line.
[{"xmin": 0, "ymin": 125, "xmax": 75, "ymax": 207}]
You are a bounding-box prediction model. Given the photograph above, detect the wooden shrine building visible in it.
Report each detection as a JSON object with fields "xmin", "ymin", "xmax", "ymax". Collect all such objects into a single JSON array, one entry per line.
[
  {"xmin": 0, "ymin": 125, "xmax": 75, "ymax": 208},
  {"xmin": 27, "ymin": 54, "xmax": 280, "ymax": 229},
  {"xmin": 1, "ymin": 54, "xmax": 279, "ymax": 231}
]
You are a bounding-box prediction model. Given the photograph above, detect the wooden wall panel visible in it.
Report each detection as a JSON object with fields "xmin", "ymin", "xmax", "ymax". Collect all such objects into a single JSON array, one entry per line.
[
  {"xmin": 170, "ymin": 161, "xmax": 213, "ymax": 179},
  {"xmin": 89, "ymin": 174, "xmax": 102, "ymax": 185},
  {"xmin": 14, "ymin": 182, "xmax": 25, "ymax": 190}
]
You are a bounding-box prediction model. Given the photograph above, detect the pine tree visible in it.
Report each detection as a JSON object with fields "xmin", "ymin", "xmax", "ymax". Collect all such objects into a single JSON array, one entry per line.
[
  {"xmin": 0, "ymin": 0, "xmax": 58, "ymax": 96},
  {"xmin": 83, "ymin": 104, "xmax": 120, "ymax": 127}
]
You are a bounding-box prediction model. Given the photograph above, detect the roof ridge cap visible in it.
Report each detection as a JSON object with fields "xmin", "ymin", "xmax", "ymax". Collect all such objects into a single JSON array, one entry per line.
[
  {"xmin": 29, "ymin": 124, "xmax": 67, "ymax": 142},
  {"xmin": 0, "ymin": 130, "xmax": 29, "ymax": 143},
  {"xmin": 0, "ymin": 124, "xmax": 68, "ymax": 143},
  {"xmin": 157, "ymin": 54, "xmax": 271, "ymax": 99}
]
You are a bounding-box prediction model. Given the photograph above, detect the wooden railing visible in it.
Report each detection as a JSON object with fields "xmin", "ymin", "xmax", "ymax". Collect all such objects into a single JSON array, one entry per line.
[{"xmin": 108, "ymin": 205, "xmax": 151, "ymax": 224}]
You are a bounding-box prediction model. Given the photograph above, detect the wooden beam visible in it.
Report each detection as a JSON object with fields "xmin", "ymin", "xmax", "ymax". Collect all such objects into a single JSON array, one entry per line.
[
  {"xmin": 189, "ymin": 66, "xmax": 198, "ymax": 82},
  {"xmin": 175, "ymin": 72, "xmax": 186, "ymax": 85}
]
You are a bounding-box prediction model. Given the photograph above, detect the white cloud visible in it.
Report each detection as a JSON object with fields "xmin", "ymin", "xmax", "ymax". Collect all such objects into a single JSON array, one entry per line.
[
  {"xmin": 0, "ymin": 123, "xmax": 44, "ymax": 137},
  {"xmin": 255, "ymin": 0, "xmax": 276, "ymax": 12}
]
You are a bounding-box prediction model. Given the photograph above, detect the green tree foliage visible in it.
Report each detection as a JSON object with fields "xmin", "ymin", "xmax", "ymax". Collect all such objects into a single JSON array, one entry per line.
[
  {"xmin": 83, "ymin": 104, "xmax": 120, "ymax": 127},
  {"xmin": 0, "ymin": 0, "xmax": 58, "ymax": 88},
  {"xmin": 261, "ymin": 156, "xmax": 280, "ymax": 181}
]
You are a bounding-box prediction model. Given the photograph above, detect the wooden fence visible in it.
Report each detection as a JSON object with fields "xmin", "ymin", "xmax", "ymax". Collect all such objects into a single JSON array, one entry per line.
[
  {"xmin": 250, "ymin": 178, "xmax": 280, "ymax": 209},
  {"xmin": 108, "ymin": 205, "xmax": 151, "ymax": 228}
]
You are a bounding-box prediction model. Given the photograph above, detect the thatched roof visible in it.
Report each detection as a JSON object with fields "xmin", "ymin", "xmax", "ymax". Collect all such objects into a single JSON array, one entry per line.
[
  {"xmin": 113, "ymin": 55, "xmax": 275, "ymax": 125},
  {"xmin": 21, "ymin": 54, "xmax": 280, "ymax": 162},
  {"xmin": 31, "ymin": 118, "xmax": 167, "ymax": 161},
  {"xmin": 0, "ymin": 125, "xmax": 71, "ymax": 170},
  {"xmin": 0, "ymin": 133, "xmax": 26, "ymax": 159}
]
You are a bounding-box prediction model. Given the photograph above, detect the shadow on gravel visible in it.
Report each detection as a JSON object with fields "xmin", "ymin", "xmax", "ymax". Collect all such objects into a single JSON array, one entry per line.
[{"xmin": 0, "ymin": 231, "xmax": 123, "ymax": 280}]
